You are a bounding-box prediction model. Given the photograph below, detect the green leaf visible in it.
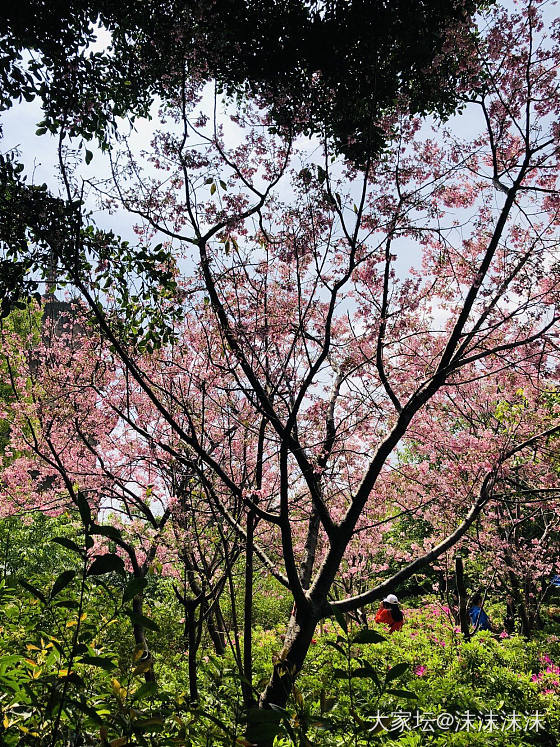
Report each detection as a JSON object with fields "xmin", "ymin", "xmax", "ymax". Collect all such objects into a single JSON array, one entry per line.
[
  {"xmin": 385, "ymin": 688, "xmax": 418, "ymax": 699},
  {"xmin": 329, "ymin": 607, "xmax": 347, "ymax": 635},
  {"xmin": 350, "ymin": 667, "xmax": 373, "ymax": 678},
  {"xmin": 133, "ymin": 717, "xmax": 164, "ymax": 732},
  {"xmin": 352, "ymin": 629, "xmax": 387, "ymax": 645},
  {"xmin": 59, "ymin": 672, "xmax": 86, "ymax": 689},
  {"xmin": 123, "ymin": 576, "xmax": 148, "ymax": 603},
  {"xmin": 210, "ymin": 182, "xmax": 217, "ymax": 195},
  {"xmin": 0, "ymin": 655, "xmax": 25, "ymax": 676},
  {"xmin": 85, "ymin": 149, "xmax": 93, "ymax": 165},
  {"xmin": 356, "ymin": 659, "xmax": 381, "ymax": 688},
  {"xmin": 132, "ymin": 660, "xmax": 153, "ymax": 676},
  {"xmin": 50, "ymin": 639, "xmax": 66, "ymax": 657},
  {"xmin": 68, "ymin": 698, "xmax": 103, "ymax": 724},
  {"xmin": 75, "ymin": 491, "xmax": 92, "ymax": 529},
  {"xmin": 350, "ymin": 662, "xmax": 381, "ymax": 688},
  {"xmin": 126, "ymin": 610, "xmax": 159, "ymax": 632},
  {"xmin": 19, "ymin": 579, "xmax": 46, "ymax": 604},
  {"xmin": 91, "ymin": 523, "xmax": 122, "ymax": 542},
  {"xmin": 133, "ymin": 681, "xmax": 158, "ymax": 701},
  {"xmin": 80, "ymin": 655, "xmax": 116, "ymax": 671},
  {"xmin": 325, "ymin": 640, "xmax": 346, "ymax": 657},
  {"xmin": 50, "ymin": 570, "xmax": 76, "ymax": 599},
  {"xmin": 385, "ymin": 662, "xmax": 409, "ymax": 682},
  {"xmin": 51, "ymin": 537, "xmax": 84, "ymax": 555},
  {"xmin": 87, "ymin": 553, "xmax": 125, "ymax": 576},
  {"xmin": 35, "ymin": 127, "xmax": 47, "ymax": 136},
  {"xmin": 332, "ymin": 668, "xmax": 349, "ymax": 679},
  {"xmin": 54, "ymin": 599, "xmax": 80, "ymax": 610}
]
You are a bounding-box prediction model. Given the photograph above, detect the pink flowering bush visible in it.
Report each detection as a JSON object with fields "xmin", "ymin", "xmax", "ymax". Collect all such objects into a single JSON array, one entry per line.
[
  {"xmin": 531, "ymin": 655, "xmax": 560, "ymax": 696},
  {"xmin": 292, "ymin": 602, "xmax": 560, "ymax": 744}
]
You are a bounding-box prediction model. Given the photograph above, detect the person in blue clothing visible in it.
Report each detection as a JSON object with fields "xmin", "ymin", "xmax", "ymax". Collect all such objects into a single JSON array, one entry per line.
[{"xmin": 469, "ymin": 593, "xmax": 493, "ymax": 632}]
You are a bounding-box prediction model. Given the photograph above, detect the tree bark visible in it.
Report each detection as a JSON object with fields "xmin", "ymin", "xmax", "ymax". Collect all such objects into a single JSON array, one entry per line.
[
  {"xmin": 242, "ymin": 509, "xmax": 255, "ymax": 708},
  {"xmin": 455, "ymin": 556, "xmax": 470, "ymax": 638},
  {"xmin": 206, "ymin": 601, "xmax": 226, "ymax": 656},
  {"xmin": 508, "ymin": 571, "xmax": 531, "ymax": 636},
  {"xmin": 132, "ymin": 592, "xmax": 156, "ymax": 683},
  {"xmin": 257, "ymin": 604, "xmax": 318, "ymax": 717},
  {"xmin": 300, "ymin": 506, "xmax": 320, "ymax": 591},
  {"xmin": 187, "ymin": 604, "xmax": 198, "ymax": 701}
]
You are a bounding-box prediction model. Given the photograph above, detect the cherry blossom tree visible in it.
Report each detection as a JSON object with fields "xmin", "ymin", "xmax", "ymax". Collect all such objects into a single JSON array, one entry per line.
[
  {"xmin": 2, "ymin": 0, "xmax": 560, "ymax": 728},
  {"xmin": 0, "ymin": 303, "xmax": 259, "ymax": 696},
  {"xmin": 368, "ymin": 376, "xmax": 560, "ymax": 632}
]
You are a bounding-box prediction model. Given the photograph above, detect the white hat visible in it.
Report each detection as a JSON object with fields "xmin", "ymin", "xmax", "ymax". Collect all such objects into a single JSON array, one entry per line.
[{"xmin": 383, "ymin": 594, "xmax": 399, "ymax": 604}]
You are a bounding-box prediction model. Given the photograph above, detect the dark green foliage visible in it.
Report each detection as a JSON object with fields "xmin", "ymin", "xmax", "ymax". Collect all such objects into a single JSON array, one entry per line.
[
  {"xmin": 0, "ymin": 156, "xmax": 182, "ymax": 345},
  {"xmin": 2, "ymin": 1, "xmax": 486, "ymax": 161},
  {"xmin": 194, "ymin": 0, "xmax": 485, "ymax": 164},
  {"xmin": 0, "ymin": 153, "xmax": 59, "ymax": 318},
  {"xmin": 353, "ymin": 628, "xmax": 387, "ymax": 644},
  {"xmin": 0, "ymin": 1, "xmax": 154, "ymax": 143},
  {"xmin": 87, "ymin": 553, "xmax": 126, "ymax": 576}
]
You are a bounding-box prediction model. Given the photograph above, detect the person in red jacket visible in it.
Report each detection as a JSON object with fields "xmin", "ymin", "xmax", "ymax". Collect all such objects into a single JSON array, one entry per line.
[{"xmin": 375, "ymin": 594, "xmax": 404, "ymax": 633}]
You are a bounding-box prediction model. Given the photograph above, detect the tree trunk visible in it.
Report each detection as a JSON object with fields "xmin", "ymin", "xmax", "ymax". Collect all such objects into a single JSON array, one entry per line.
[
  {"xmin": 508, "ymin": 571, "xmax": 531, "ymax": 636},
  {"xmin": 455, "ymin": 556, "xmax": 470, "ymax": 638},
  {"xmin": 242, "ymin": 510, "xmax": 255, "ymax": 707},
  {"xmin": 187, "ymin": 604, "xmax": 198, "ymax": 702},
  {"xmin": 300, "ymin": 506, "xmax": 320, "ymax": 590},
  {"xmin": 254, "ymin": 605, "xmax": 318, "ymax": 744},
  {"xmin": 206, "ymin": 602, "xmax": 226, "ymax": 656},
  {"xmin": 132, "ymin": 592, "xmax": 156, "ymax": 683}
]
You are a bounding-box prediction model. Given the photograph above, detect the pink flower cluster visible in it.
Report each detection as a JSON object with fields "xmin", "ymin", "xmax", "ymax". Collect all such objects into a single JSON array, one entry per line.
[{"xmin": 531, "ymin": 655, "xmax": 560, "ymax": 695}]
